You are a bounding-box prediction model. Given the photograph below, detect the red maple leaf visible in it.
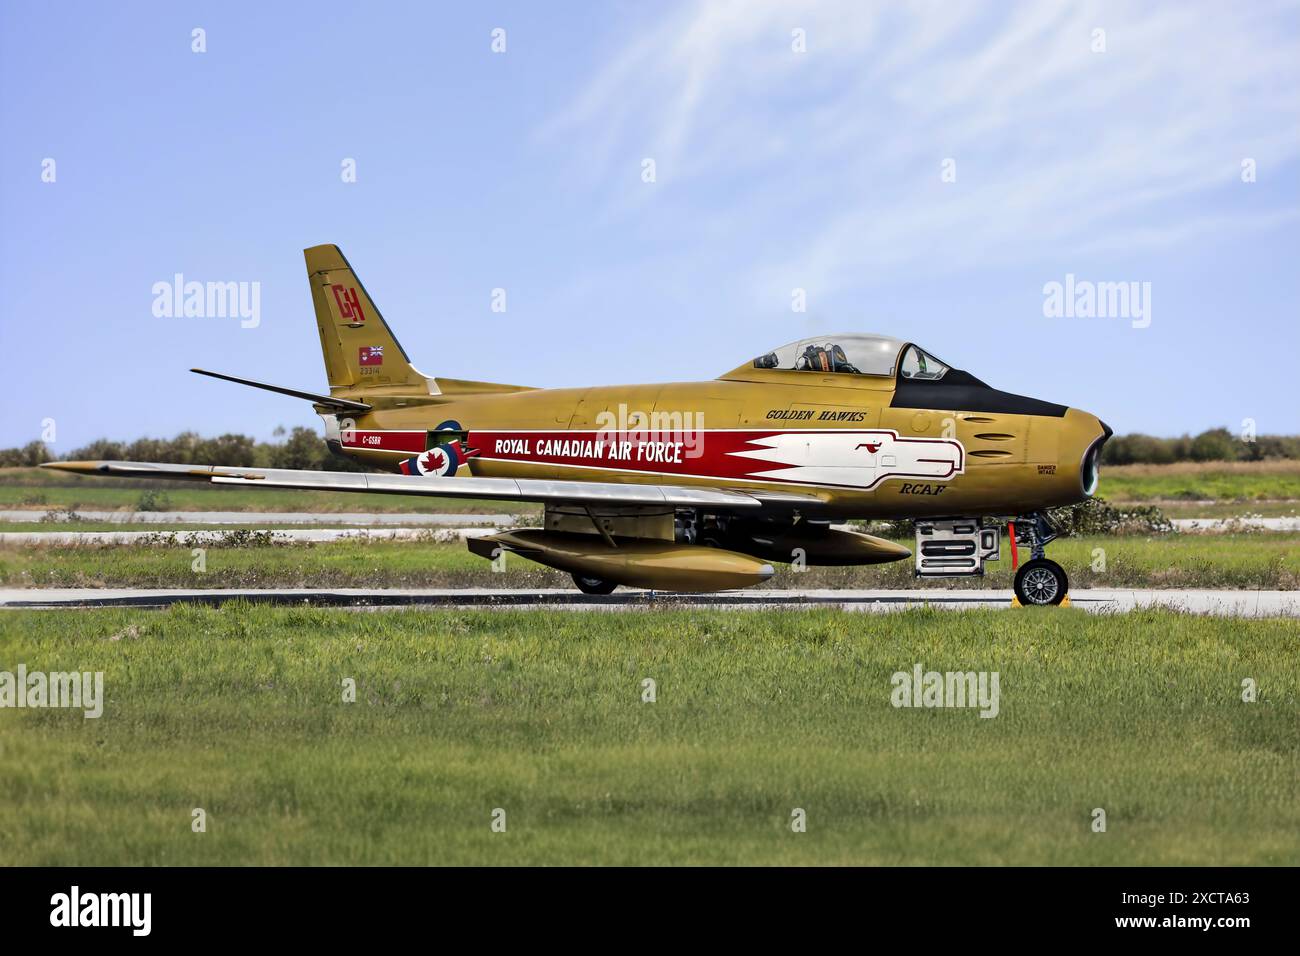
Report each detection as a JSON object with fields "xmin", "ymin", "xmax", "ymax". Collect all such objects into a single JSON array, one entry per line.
[{"xmin": 419, "ymin": 449, "xmax": 446, "ymax": 473}]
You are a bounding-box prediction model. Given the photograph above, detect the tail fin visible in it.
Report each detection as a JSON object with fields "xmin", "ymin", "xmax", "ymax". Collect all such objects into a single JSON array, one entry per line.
[{"xmin": 305, "ymin": 244, "xmax": 429, "ymax": 392}]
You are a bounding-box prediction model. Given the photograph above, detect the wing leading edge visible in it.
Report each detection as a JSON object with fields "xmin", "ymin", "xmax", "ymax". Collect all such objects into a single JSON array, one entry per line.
[{"xmin": 40, "ymin": 460, "xmax": 822, "ymax": 510}]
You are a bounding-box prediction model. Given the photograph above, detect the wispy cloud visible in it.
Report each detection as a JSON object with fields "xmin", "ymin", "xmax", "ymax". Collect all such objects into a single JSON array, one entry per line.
[{"xmin": 541, "ymin": 0, "xmax": 1300, "ymax": 298}]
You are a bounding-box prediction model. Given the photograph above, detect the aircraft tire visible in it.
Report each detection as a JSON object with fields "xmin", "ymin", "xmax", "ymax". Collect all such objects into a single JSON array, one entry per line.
[
  {"xmin": 572, "ymin": 574, "xmax": 618, "ymax": 595},
  {"xmin": 1013, "ymin": 558, "xmax": 1068, "ymax": 606}
]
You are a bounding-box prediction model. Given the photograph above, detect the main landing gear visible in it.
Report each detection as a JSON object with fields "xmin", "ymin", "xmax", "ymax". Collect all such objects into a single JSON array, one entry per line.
[
  {"xmin": 572, "ymin": 573, "xmax": 618, "ymax": 595},
  {"xmin": 1010, "ymin": 513, "xmax": 1069, "ymax": 607}
]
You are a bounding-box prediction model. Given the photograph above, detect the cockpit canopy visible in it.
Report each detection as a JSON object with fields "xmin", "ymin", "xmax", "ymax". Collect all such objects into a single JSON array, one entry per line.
[{"xmin": 750, "ymin": 333, "xmax": 949, "ymax": 381}]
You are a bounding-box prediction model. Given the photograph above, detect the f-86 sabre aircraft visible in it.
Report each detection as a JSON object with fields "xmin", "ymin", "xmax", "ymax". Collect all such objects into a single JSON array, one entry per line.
[{"xmin": 46, "ymin": 244, "xmax": 1111, "ymax": 606}]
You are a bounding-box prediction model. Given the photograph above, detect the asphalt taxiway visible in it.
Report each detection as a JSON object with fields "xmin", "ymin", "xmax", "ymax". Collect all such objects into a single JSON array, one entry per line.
[{"xmin": 1, "ymin": 587, "xmax": 1295, "ymax": 616}]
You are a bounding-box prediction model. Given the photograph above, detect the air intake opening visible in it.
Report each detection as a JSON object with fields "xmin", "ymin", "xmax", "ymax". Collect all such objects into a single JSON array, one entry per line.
[{"xmin": 1081, "ymin": 425, "xmax": 1111, "ymax": 497}]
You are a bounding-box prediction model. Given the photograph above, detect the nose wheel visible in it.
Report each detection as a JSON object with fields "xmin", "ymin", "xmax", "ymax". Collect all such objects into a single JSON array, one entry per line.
[
  {"xmin": 1013, "ymin": 558, "xmax": 1069, "ymax": 606},
  {"xmin": 1010, "ymin": 513, "xmax": 1070, "ymax": 606}
]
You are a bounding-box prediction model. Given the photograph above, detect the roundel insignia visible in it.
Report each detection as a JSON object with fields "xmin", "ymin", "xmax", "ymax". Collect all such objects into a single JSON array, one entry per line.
[
  {"xmin": 415, "ymin": 446, "xmax": 458, "ymax": 477},
  {"xmin": 434, "ymin": 420, "xmax": 463, "ymax": 432}
]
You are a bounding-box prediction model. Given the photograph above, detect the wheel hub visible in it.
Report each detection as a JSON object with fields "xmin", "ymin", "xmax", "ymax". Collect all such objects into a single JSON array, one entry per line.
[{"xmin": 1021, "ymin": 567, "xmax": 1059, "ymax": 604}]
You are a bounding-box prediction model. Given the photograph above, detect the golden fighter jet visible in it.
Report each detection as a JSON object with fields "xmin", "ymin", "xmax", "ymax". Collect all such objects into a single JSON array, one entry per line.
[{"xmin": 46, "ymin": 245, "xmax": 1111, "ymax": 605}]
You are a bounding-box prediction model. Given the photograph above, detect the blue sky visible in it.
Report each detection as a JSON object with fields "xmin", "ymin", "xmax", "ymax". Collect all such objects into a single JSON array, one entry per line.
[{"xmin": 3, "ymin": 0, "xmax": 1298, "ymax": 450}]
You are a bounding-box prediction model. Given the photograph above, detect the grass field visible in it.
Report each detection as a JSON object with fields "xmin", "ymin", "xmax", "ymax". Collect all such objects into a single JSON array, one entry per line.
[
  {"xmin": 0, "ymin": 605, "xmax": 1295, "ymax": 865},
  {"xmin": 1098, "ymin": 460, "xmax": 1300, "ymax": 503},
  {"xmin": 2, "ymin": 533, "xmax": 1295, "ymax": 590}
]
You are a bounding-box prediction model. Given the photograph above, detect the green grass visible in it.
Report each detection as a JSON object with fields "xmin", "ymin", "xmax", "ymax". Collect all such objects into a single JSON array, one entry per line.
[
  {"xmin": 1099, "ymin": 461, "xmax": 1300, "ymax": 503},
  {"xmin": 2, "ymin": 533, "xmax": 1296, "ymax": 590},
  {"xmin": 0, "ymin": 605, "xmax": 1295, "ymax": 865}
]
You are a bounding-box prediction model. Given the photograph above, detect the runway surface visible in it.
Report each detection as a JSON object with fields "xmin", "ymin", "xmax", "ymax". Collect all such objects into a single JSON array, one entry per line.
[
  {"xmin": 1, "ymin": 587, "xmax": 1295, "ymax": 616},
  {"xmin": 3, "ymin": 511, "xmax": 1298, "ymax": 546}
]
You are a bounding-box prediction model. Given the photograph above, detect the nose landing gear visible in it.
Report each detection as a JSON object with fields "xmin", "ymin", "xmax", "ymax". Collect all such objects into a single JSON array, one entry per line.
[{"xmin": 1010, "ymin": 514, "xmax": 1069, "ymax": 607}]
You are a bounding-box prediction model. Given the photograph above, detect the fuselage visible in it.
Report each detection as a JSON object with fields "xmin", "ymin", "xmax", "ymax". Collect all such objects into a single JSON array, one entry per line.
[{"xmin": 324, "ymin": 361, "xmax": 1109, "ymax": 520}]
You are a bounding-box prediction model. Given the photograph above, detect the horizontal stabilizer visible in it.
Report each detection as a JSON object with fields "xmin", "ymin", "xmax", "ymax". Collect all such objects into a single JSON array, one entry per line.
[{"xmin": 191, "ymin": 368, "xmax": 371, "ymax": 413}]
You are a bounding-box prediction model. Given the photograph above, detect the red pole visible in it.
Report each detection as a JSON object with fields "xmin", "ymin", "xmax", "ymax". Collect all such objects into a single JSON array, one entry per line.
[{"xmin": 1008, "ymin": 521, "xmax": 1019, "ymax": 570}]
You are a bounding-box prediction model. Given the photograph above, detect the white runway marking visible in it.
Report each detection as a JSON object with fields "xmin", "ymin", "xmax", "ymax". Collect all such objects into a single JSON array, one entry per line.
[
  {"xmin": 1, "ymin": 588, "xmax": 1296, "ymax": 616},
  {"xmin": 0, "ymin": 509, "xmax": 520, "ymax": 526},
  {"xmin": 1170, "ymin": 517, "xmax": 1300, "ymax": 532}
]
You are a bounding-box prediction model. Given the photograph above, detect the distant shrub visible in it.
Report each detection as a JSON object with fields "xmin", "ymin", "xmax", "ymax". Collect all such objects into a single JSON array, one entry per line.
[
  {"xmin": 1046, "ymin": 497, "xmax": 1174, "ymax": 536},
  {"xmin": 136, "ymin": 490, "xmax": 171, "ymax": 512},
  {"xmin": 1101, "ymin": 428, "xmax": 1299, "ymax": 464},
  {"xmin": 861, "ymin": 496, "xmax": 1174, "ymax": 540},
  {"xmin": 1103, "ymin": 433, "xmax": 1177, "ymax": 465},
  {"xmin": 0, "ymin": 441, "xmax": 53, "ymax": 467},
  {"xmin": 0, "ymin": 427, "xmax": 373, "ymax": 472},
  {"xmin": 1189, "ymin": 428, "xmax": 1238, "ymax": 462}
]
